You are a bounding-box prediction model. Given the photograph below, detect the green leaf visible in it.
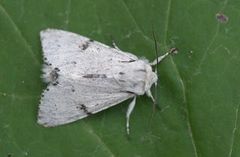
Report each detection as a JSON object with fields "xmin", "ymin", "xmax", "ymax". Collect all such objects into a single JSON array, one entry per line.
[{"xmin": 0, "ymin": 0, "xmax": 240, "ymax": 157}]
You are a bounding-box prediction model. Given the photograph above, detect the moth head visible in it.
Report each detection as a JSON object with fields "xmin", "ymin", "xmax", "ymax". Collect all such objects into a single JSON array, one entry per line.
[{"xmin": 145, "ymin": 64, "xmax": 158, "ymax": 91}]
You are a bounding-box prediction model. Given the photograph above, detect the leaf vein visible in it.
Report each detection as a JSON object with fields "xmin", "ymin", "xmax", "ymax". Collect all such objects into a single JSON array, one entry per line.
[
  {"xmin": 228, "ymin": 104, "xmax": 240, "ymax": 157},
  {"xmin": 119, "ymin": 0, "xmax": 153, "ymax": 43},
  {"xmin": 194, "ymin": 0, "xmax": 229, "ymax": 75},
  {"xmin": 83, "ymin": 122, "xmax": 115, "ymax": 157},
  {"xmin": 64, "ymin": 0, "xmax": 72, "ymax": 29},
  {"xmin": 0, "ymin": 4, "xmax": 40, "ymax": 66},
  {"xmin": 163, "ymin": 0, "xmax": 200, "ymax": 156}
]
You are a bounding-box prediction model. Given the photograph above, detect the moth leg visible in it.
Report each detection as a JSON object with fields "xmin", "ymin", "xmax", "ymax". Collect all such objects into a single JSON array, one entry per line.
[
  {"xmin": 147, "ymin": 89, "xmax": 159, "ymax": 112},
  {"xmin": 150, "ymin": 48, "xmax": 178, "ymax": 66},
  {"xmin": 146, "ymin": 90, "xmax": 155, "ymax": 103},
  {"xmin": 112, "ymin": 40, "xmax": 121, "ymax": 50},
  {"xmin": 126, "ymin": 96, "xmax": 137, "ymax": 135}
]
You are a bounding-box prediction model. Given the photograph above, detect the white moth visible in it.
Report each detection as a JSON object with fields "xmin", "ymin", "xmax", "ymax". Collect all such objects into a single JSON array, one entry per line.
[{"xmin": 38, "ymin": 29, "xmax": 177, "ymax": 134}]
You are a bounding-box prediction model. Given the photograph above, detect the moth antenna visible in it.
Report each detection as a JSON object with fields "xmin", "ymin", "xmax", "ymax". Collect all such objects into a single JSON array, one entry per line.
[{"xmin": 151, "ymin": 29, "xmax": 159, "ymax": 111}]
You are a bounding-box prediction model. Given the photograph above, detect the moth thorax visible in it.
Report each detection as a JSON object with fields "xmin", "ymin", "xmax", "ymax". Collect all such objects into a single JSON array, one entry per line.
[{"xmin": 145, "ymin": 65, "xmax": 158, "ymax": 91}]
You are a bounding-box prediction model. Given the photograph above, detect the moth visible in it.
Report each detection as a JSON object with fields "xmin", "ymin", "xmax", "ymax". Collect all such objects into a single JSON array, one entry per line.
[{"xmin": 38, "ymin": 29, "xmax": 177, "ymax": 134}]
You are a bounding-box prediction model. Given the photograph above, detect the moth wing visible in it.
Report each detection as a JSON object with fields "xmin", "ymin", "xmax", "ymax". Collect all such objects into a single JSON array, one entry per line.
[
  {"xmin": 38, "ymin": 77, "xmax": 134, "ymax": 127},
  {"xmin": 38, "ymin": 29, "xmax": 142, "ymax": 126},
  {"xmin": 40, "ymin": 29, "xmax": 138, "ymax": 74}
]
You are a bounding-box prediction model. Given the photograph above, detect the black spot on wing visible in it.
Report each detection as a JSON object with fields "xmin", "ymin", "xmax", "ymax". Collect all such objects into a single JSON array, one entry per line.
[
  {"xmin": 44, "ymin": 61, "xmax": 52, "ymax": 66},
  {"xmin": 119, "ymin": 79, "xmax": 126, "ymax": 82},
  {"xmin": 54, "ymin": 67, "xmax": 60, "ymax": 72},
  {"xmin": 50, "ymin": 68, "xmax": 59, "ymax": 82},
  {"xmin": 72, "ymin": 61, "xmax": 77, "ymax": 64},
  {"xmin": 79, "ymin": 41, "xmax": 90, "ymax": 50},
  {"xmin": 133, "ymin": 83, "xmax": 138, "ymax": 88},
  {"xmin": 76, "ymin": 104, "xmax": 92, "ymax": 115},
  {"xmin": 43, "ymin": 57, "xmax": 52, "ymax": 66},
  {"xmin": 120, "ymin": 59, "xmax": 136, "ymax": 63},
  {"xmin": 136, "ymin": 69, "xmax": 146, "ymax": 72},
  {"xmin": 83, "ymin": 74, "xmax": 107, "ymax": 78},
  {"xmin": 86, "ymin": 111, "xmax": 92, "ymax": 115},
  {"xmin": 52, "ymin": 81, "xmax": 59, "ymax": 86},
  {"xmin": 124, "ymin": 91, "xmax": 135, "ymax": 94}
]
